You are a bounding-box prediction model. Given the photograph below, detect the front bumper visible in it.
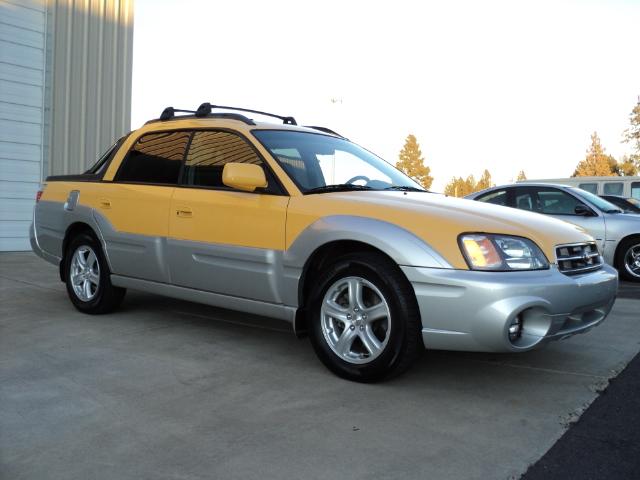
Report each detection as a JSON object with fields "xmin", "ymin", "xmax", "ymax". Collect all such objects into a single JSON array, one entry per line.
[{"xmin": 401, "ymin": 264, "xmax": 618, "ymax": 352}]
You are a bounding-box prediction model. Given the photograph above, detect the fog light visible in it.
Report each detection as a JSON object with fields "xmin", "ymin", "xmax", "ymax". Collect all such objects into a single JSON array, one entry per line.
[{"xmin": 508, "ymin": 315, "xmax": 523, "ymax": 342}]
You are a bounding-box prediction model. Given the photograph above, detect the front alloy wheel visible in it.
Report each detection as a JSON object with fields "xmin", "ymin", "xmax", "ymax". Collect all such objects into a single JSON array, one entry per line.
[
  {"xmin": 308, "ymin": 252, "xmax": 422, "ymax": 382},
  {"xmin": 320, "ymin": 276, "xmax": 391, "ymax": 364}
]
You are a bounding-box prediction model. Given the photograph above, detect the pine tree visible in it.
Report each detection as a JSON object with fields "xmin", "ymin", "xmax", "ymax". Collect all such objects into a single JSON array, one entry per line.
[
  {"xmin": 396, "ymin": 134, "xmax": 433, "ymax": 189},
  {"xmin": 476, "ymin": 169, "xmax": 493, "ymax": 191},
  {"xmin": 516, "ymin": 170, "xmax": 527, "ymax": 181},
  {"xmin": 444, "ymin": 175, "xmax": 477, "ymax": 197},
  {"xmin": 623, "ymin": 98, "xmax": 640, "ymax": 168},
  {"xmin": 572, "ymin": 132, "xmax": 617, "ymax": 177},
  {"xmin": 618, "ymin": 155, "xmax": 638, "ymax": 176}
]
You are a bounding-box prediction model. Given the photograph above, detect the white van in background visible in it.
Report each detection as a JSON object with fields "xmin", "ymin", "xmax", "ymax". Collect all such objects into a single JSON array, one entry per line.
[{"xmin": 518, "ymin": 176, "xmax": 640, "ymax": 199}]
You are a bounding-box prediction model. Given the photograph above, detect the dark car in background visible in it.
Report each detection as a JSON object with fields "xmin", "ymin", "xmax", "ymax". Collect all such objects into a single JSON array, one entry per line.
[{"xmin": 600, "ymin": 195, "xmax": 640, "ymax": 214}]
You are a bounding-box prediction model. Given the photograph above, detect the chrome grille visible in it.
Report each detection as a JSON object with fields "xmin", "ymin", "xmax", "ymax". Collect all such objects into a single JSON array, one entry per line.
[{"xmin": 555, "ymin": 242, "xmax": 602, "ymax": 275}]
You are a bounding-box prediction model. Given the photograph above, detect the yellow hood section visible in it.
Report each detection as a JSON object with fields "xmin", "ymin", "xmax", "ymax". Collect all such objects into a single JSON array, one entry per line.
[{"xmin": 286, "ymin": 191, "xmax": 593, "ymax": 269}]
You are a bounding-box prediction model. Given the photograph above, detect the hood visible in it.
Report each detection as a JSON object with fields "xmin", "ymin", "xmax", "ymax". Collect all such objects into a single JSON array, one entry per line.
[{"xmin": 292, "ymin": 191, "xmax": 595, "ymax": 269}]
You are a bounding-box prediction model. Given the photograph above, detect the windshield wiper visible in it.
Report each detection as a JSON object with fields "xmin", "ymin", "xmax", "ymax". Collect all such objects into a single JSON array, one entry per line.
[
  {"xmin": 305, "ymin": 184, "xmax": 374, "ymax": 194},
  {"xmin": 385, "ymin": 185, "xmax": 427, "ymax": 192},
  {"xmin": 607, "ymin": 209, "xmax": 624, "ymax": 214}
]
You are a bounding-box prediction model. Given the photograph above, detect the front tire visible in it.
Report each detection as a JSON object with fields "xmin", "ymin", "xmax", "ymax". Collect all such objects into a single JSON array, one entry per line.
[
  {"xmin": 308, "ymin": 252, "xmax": 422, "ymax": 382},
  {"xmin": 616, "ymin": 237, "xmax": 640, "ymax": 283},
  {"xmin": 64, "ymin": 232, "xmax": 126, "ymax": 314}
]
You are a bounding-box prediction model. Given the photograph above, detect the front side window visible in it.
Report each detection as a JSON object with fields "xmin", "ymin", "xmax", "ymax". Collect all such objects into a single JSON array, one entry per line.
[
  {"xmin": 252, "ymin": 130, "xmax": 424, "ymax": 193},
  {"xmin": 115, "ymin": 131, "xmax": 189, "ymax": 184},
  {"xmin": 535, "ymin": 188, "xmax": 585, "ymax": 215},
  {"xmin": 603, "ymin": 182, "xmax": 623, "ymax": 196},
  {"xmin": 182, "ymin": 131, "xmax": 263, "ymax": 188}
]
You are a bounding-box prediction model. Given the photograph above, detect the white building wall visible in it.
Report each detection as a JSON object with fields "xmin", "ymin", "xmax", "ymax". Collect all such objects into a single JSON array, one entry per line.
[
  {"xmin": 0, "ymin": 0, "xmax": 133, "ymax": 251},
  {"xmin": 0, "ymin": 0, "xmax": 47, "ymax": 251}
]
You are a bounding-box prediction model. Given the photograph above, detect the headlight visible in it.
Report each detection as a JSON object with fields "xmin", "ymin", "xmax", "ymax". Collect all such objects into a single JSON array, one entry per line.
[{"xmin": 459, "ymin": 234, "xmax": 549, "ymax": 271}]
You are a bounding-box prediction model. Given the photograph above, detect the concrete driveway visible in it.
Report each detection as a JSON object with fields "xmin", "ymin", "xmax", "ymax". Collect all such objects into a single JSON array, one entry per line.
[{"xmin": 1, "ymin": 252, "xmax": 639, "ymax": 480}]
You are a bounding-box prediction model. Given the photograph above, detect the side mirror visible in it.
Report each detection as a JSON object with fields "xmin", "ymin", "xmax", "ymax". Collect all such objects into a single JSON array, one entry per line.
[
  {"xmin": 222, "ymin": 163, "xmax": 267, "ymax": 192},
  {"xmin": 574, "ymin": 205, "xmax": 594, "ymax": 216}
]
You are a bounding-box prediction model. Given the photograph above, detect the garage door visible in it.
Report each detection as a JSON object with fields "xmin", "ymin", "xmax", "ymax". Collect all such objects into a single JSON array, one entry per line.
[{"xmin": 0, "ymin": 0, "xmax": 46, "ymax": 251}]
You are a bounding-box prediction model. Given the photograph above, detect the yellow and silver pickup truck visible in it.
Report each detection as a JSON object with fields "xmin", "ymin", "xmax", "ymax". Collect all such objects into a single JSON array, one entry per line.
[{"xmin": 31, "ymin": 103, "xmax": 618, "ymax": 382}]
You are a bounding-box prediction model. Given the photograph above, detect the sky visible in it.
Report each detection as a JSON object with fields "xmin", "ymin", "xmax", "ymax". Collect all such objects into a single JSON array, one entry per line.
[{"xmin": 131, "ymin": 0, "xmax": 640, "ymax": 191}]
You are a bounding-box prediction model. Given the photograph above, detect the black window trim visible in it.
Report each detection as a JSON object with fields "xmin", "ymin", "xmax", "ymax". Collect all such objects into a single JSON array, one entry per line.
[{"xmin": 111, "ymin": 127, "xmax": 288, "ymax": 196}]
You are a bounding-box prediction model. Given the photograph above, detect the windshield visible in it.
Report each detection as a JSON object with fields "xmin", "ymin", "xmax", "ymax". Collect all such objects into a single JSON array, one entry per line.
[
  {"xmin": 252, "ymin": 130, "xmax": 424, "ymax": 193},
  {"xmin": 570, "ymin": 187, "xmax": 623, "ymax": 213}
]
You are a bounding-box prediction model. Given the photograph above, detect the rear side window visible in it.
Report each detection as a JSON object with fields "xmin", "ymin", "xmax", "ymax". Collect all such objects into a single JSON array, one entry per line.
[
  {"xmin": 115, "ymin": 131, "xmax": 190, "ymax": 184},
  {"xmin": 182, "ymin": 131, "xmax": 262, "ymax": 188},
  {"xmin": 514, "ymin": 189, "xmax": 539, "ymax": 212},
  {"xmin": 632, "ymin": 182, "xmax": 640, "ymax": 200}
]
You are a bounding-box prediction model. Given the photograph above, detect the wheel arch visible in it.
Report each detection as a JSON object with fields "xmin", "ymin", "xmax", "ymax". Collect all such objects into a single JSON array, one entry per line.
[
  {"xmin": 613, "ymin": 233, "xmax": 640, "ymax": 270},
  {"xmin": 60, "ymin": 222, "xmax": 98, "ymax": 281},
  {"xmin": 287, "ymin": 215, "xmax": 448, "ymax": 336}
]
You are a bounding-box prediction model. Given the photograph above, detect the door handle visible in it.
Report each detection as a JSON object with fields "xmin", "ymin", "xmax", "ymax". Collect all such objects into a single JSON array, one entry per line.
[
  {"xmin": 176, "ymin": 207, "xmax": 193, "ymax": 218},
  {"xmin": 99, "ymin": 198, "xmax": 111, "ymax": 209}
]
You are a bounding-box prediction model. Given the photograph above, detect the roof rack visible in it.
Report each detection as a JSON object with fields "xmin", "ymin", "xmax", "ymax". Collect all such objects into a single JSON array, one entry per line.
[
  {"xmin": 195, "ymin": 103, "xmax": 297, "ymax": 125},
  {"xmin": 155, "ymin": 103, "xmax": 298, "ymax": 126}
]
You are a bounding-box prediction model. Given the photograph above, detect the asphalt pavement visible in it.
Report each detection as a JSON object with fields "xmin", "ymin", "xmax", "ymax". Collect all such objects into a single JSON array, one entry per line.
[
  {"xmin": 1, "ymin": 252, "xmax": 639, "ymax": 480},
  {"xmin": 523, "ymin": 348, "xmax": 640, "ymax": 479}
]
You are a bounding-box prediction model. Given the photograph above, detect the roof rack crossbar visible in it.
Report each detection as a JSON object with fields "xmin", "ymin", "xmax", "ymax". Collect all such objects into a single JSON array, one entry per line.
[
  {"xmin": 196, "ymin": 102, "xmax": 297, "ymax": 125},
  {"xmin": 160, "ymin": 107, "xmax": 197, "ymax": 121}
]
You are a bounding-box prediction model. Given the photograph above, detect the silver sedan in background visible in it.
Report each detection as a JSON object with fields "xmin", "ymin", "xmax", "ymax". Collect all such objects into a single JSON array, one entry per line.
[{"xmin": 467, "ymin": 183, "xmax": 640, "ymax": 282}]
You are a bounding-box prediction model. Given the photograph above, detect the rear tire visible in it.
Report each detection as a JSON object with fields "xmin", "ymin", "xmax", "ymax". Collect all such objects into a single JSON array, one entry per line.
[
  {"xmin": 64, "ymin": 232, "xmax": 126, "ymax": 314},
  {"xmin": 308, "ymin": 252, "xmax": 422, "ymax": 382},
  {"xmin": 616, "ymin": 237, "xmax": 640, "ymax": 283}
]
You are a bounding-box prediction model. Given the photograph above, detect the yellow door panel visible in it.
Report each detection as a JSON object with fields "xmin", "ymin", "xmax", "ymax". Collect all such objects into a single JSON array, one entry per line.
[
  {"xmin": 169, "ymin": 189, "xmax": 288, "ymax": 250},
  {"xmin": 79, "ymin": 183, "xmax": 174, "ymax": 237}
]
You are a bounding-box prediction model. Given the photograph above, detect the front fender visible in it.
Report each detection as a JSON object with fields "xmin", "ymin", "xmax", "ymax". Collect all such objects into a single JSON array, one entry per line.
[{"xmin": 281, "ymin": 215, "xmax": 452, "ymax": 306}]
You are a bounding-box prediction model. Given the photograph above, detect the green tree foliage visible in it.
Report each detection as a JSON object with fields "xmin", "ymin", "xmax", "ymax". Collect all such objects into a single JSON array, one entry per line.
[
  {"xmin": 516, "ymin": 170, "xmax": 527, "ymax": 181},
  {"xmin": 443, "ymin": 170, "xmax": 494, "ymax": 197},
  {"xmin": 396, "ymin": 134, "xmax": 434, "ymax": 189},
  {"xmin": 572, "ymin": 132, "xmax": 618, "ymax": 177},
  {"xmin": 623, "ymin": 98, "xmax": 640, "ymax": 168}
]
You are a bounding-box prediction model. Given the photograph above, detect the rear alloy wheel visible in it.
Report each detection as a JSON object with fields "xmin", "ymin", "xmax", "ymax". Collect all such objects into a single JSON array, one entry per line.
[
  {"xmin": 64, "ymin": 232, "xmax": 126, "ymax": 313},
  {"xmin": 70, "ymin": 245, "xmax": 101, "ymax": 301},
  {"xmin": 308, "ymin": 252, "xmax": 422, "ymax": 382},
  {"xmin": 619, "ymin": 238, "xmax": 640, "ymax": 282}
]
